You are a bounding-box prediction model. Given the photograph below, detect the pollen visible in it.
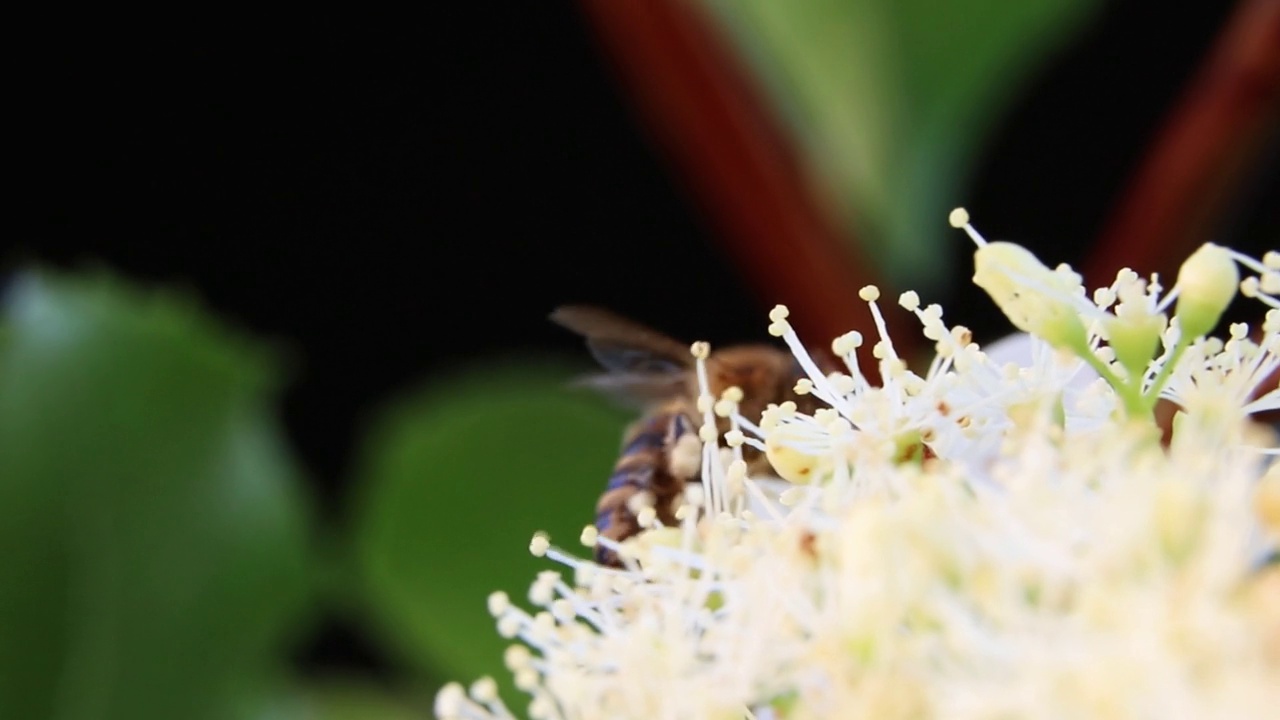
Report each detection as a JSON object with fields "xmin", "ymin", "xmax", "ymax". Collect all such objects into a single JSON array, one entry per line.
[
  {"xmin": 832, "ymin": 374, "xmax": 857, "ymax": 394},
  {"xmin": 550, "ymin": 599, "xmax": 576, "ymax": 623},
  {"xmin": 699, "ymin": 423, "xmax": 718, "ymax": 443},
  {"xmin": 832, "ymin": 331, "xmax": 863, "ymax": 356},
  {"xmin": 626, "ymin": 491, "xmax": 655, "ymax": 514},
  {"xmin": 470, "ymin": 677, "xmax": 499, "ymax": 703},
  {"xmin": 769, "ymin": 304, "xmax": 790, "ymax": 322},
  {"xmin": 636, "ymin": 506, "xmax": 657, "ymax": 528},
  {"xmin": 859, "ymin": 285, "xmax": 881, "ymax": 302},
  {"xmin": 529, "ymin": 532, "xmax": 550, "ymax": 557},
  {"xmin": 503, "ymin": 644, "xmax": 532, "ymax": 671},
  {"xmin": 579, "ymin": 525, "xmax": 599, "ymax": 546},
  {"xmin": 496, "ymin": 614, "xmax": 520, "ymax": 639},
  {"xmin": 434, "ymin": 683, "xmax": 465, "ymax": 717},
  {"xmin": 669, "ymin": 434, "xmax": 702, "ymax": 479},
  {"xmin": 513, "ymin": 668, "xmax": 538, "ymax": 692},
  {"xmin": 948, "ymin": 206, "xmax": 970, "ymax": 228},
  {"xmin": 684, "ymin": 484, "xmax": 705, "ymax": 507},
  {"xmin": 690, "ymin": 341, "xmax": 710, "ymax": 359},
  {"xmin": 487, "ymin": 591, "xmax": 511, "ymax": 616}
]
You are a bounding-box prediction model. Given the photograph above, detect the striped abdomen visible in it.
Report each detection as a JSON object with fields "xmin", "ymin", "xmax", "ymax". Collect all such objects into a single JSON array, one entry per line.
[{"xmin": 594, "ymin": 408, "xmax": 696, "ymax": 565}]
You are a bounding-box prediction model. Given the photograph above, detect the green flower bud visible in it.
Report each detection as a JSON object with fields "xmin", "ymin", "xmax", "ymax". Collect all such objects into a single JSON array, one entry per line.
[
  {"xmin": 1106, "ymin": 311, "xmax": 1165, "ymax": 380},
  {"xmin": 1174, "ymin": 243, "xmax": 1238, "ymax": 338},
  {"xmin": 973, "ymin": 242, "xmax": 1089, "ymax": 353}
]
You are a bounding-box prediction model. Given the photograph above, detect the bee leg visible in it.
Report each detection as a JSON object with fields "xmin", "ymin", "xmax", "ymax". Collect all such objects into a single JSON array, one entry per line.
[{"xmin": 649, "ymin": 413, "xmax": 697, "ymax": 527}]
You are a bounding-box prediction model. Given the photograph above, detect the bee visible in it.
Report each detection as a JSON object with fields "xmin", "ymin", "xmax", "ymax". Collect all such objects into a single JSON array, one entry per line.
[{"xmin": 550, "ymin": 305, "xmax": 830, "ymax": 566}]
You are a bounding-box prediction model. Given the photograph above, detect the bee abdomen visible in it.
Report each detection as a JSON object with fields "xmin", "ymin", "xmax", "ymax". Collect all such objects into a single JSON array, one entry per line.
[
  {"xmin": 593, "ymin": 411, "xmax": 697, "ymax": 566},
  {"xmin": 596, "ymin": 465, "xmax": 655, "ymax": 514}
]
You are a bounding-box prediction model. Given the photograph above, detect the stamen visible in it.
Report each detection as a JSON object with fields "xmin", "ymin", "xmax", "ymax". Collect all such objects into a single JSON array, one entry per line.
[{"xmin": 949, "ymin": 206, "xmax": 988, "ymax": 247}]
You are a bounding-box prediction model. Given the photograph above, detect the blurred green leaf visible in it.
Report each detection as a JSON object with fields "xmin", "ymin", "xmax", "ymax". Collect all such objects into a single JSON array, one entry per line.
[
  {"xmin": 351, "ymin": 361, "xmax": 628, "ymax": 704},
  {"xmin": 243, "ymin": 679, "xmax": 426, "ymax": 720},
  {"xmin": 300, "ymin": 679, "xmax": 426, "ymax": 720},
  {"xmin": 699, "ymin": 0, "xmax": 1102, "ymax": 289},
  {"xmin": 0, "ymin": 271, "xmax": 313, "ymax": 720}
]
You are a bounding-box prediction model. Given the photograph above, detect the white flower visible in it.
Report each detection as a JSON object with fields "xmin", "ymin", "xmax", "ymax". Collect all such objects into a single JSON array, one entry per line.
[{"xmin": 437, "ymin": 212, "xmax": 1280, "ymax": 720}]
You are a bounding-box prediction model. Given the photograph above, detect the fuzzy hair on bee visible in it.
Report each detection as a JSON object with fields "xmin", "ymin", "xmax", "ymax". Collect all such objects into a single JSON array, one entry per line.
[{"xmin": 550, "ymin": 305, "xmax": 831, "ymax": 566}]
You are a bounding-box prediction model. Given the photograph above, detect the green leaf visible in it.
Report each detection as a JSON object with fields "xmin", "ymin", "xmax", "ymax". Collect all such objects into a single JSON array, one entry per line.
[
  {"xmin": 300, "ymin": 680, "xmax": 427, "ymax": 720},
  {"xmin": 699, "ymin": 0, "xmax": 1102, "ymax": 290},
  {"xmin": 0, "ymin": 271, "xmax": 313, "ymax": 720},
  {"xmin": 350, "ymin": 361, "xmax": 629, "ymax": 703},
  {"xmin": 244, "ymin": 679, "xmax": 426, "ymax": 720}
]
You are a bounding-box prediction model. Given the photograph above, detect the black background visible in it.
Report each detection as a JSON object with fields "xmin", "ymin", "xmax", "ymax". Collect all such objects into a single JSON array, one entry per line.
[{"xmin": 11, "ymin": 2, "xmax": 1279, "ymax": 675}]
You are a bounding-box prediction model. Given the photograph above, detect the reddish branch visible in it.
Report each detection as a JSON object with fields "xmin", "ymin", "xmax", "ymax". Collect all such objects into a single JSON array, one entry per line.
[
  {"xmin": 575, "ymin": 0, "xmax": 913, "ymax": 365},
  {"xmin": 1085, "ymin": 0, "xmax": 1280, "ymax": 289}
]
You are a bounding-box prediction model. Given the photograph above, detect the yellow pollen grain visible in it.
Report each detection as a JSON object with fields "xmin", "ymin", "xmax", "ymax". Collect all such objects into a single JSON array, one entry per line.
[
  {"xmin": 636, "ymin": 506, "xmax": 657, "ymax": 528},
  {"xmin": 470, "ymin": 677, "xmax": 498, "ymax": 703},
  {"xmin": 487, "ymin": 591, "xmax": 511, "ymax": 616},
  {"xmin": 529, "ymin": 532, "xmax": 550, "ymax": 557}
]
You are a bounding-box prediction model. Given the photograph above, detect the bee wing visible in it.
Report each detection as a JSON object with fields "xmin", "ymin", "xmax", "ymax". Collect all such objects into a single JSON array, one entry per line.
[
  {"xmin": 550, "ymin": 305, "xmax": 693, "ymax": 407},
  {"xmin": 566, "ymin": 371, "xmax": 689, "ymax": 409},
  {"xmin": 549, "ymin": 305, "xmax": 693, "ymax": 374}
]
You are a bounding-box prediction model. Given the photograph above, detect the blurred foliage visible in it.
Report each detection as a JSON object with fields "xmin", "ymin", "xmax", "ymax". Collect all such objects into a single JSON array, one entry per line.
[
  {"xmin": 349, "ymin": 363, "xmax": 629, "ymax": 708},
  {"xmin": 296, "ymin": 681, "xmax": 426, "ymax": 720},
  {"xmin": 253, "ymin": 680, "xmax": 428, "ymax": 720},
  {"xmin": 697, "ymin": 0, "xmax": 1103, "ymax": 291},
  {"xmin": 0, "ymin": 270, "xmax": 627, "ymax": 718},
  {"xmin": 0, "ymin": 272, "xmax": 312, "ymax": 720}
]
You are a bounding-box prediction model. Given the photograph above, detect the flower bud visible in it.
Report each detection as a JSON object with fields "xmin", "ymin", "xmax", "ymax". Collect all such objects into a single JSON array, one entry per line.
[
  {"xmin": 973, "ymin": 242, "xmax": 1089, "ymax": 353},
  {"xmin": 1174, "ymin": 243, "xmax": 1238, "ymax": 338},
  {"xmin": 1105, "ymin": 311, "xmax": 1164, "ymax": 380}
]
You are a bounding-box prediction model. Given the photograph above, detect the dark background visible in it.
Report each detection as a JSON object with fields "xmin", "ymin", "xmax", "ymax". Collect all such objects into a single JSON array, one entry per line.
[{"xmin": 11, "ymin": 2, "xmax": 1279, "ymax": 677}]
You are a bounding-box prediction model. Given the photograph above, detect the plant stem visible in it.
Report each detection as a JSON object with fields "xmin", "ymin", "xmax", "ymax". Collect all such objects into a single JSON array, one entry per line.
[
  {"xmin": 1142, "ymin": 337, "xmax": 1191, "ymax": 412},
  {"xmin": 1077, "ymin": 348, "xmax": 1149, "ymax": 421}
]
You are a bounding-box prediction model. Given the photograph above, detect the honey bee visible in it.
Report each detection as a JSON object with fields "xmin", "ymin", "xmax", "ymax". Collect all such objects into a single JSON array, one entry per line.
[{"xmin": 550, "ymin": 305, "xmax": 830, "ymax": 566}]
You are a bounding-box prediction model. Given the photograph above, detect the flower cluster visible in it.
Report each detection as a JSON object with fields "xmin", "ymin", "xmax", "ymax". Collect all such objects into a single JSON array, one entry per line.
[{"xmin": 436, "ymin": 212, "xmax": 1280, "ymax": 719}]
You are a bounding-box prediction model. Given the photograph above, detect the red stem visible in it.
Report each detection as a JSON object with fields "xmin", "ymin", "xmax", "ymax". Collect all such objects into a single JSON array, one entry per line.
[
  {"xmin": 575, "ymin": 0, "xmax": 913, "ymax": 367},
  {"xmin": 1085, "ymin": 0, "xmax": 1280, "ymax": 289}
]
